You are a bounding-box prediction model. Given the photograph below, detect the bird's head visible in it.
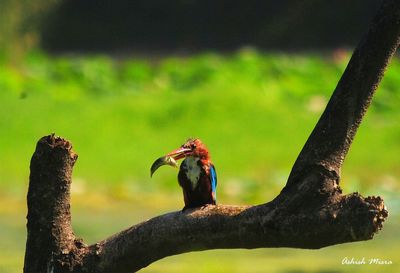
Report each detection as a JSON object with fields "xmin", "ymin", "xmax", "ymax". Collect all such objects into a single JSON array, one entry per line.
[
  {"xmin": 150, "ymin": 138, "xmax": 209, "ymax": 177},
  {"xmin": 167, "ymin": 138, "xmax": 209, "ymax": 160}
]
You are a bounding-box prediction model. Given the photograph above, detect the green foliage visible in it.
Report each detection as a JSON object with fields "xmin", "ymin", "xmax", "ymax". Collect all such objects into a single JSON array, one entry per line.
[
  {"xmin": 0, "ymin": 49, "xmax": 399, "ymax": 273},
  {"xmin": 1, "ymin": 50, "xmax": 399, "ymax": 197}
]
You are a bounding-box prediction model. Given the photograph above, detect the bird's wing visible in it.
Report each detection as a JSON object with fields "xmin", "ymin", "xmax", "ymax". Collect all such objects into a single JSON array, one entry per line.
[{"xmin": 210, "ymin": 164, "xmax": 217, "ymax": 202}]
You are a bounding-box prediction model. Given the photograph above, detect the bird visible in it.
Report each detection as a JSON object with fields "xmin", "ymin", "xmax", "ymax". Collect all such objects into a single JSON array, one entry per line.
[{"xmin": 150, "ymin": 138, "xmax": 217, "ymax": 209}]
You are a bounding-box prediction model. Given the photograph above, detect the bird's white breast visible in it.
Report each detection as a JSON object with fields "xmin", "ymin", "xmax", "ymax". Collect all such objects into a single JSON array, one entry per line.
[{"xmin": 183, "ymin": 156, "xmax": 201, "ymax": 190}]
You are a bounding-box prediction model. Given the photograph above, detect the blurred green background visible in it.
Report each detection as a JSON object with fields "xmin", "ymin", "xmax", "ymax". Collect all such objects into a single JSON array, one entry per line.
[{"xmin": 0, "ymin": 1, "xmax": 399, "ymax": 273}]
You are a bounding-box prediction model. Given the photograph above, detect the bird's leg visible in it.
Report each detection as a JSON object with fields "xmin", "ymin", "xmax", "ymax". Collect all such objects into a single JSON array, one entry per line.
[
  {"xmin": 200, "ymin": 203, "xmax": 213, "ymax": 210},
  {"xmin": 181, "ymin": 203, "xmax": 213, "ymax": 212}
]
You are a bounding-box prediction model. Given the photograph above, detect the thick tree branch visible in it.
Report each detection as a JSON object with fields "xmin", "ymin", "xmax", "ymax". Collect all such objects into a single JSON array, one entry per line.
[
  {"xmin": 88, "ymin": 173, "xmax": 386, "ymax": 273},
  {"xmin": 24, "ymin": 135, "xmax": 86, "ymax": 273},
  {"xmin": 24, "ymin": 1, "xmax": 398, "ymax": 273},
  {"xmin": 25, "ymin": 140, "xmax": 387, "ymax": 273}
]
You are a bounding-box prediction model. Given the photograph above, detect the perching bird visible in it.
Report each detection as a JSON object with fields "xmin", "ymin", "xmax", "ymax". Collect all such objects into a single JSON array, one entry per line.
[{"xmin": 151, "ymin": 138, "xmax": 217, "ymax": 209}]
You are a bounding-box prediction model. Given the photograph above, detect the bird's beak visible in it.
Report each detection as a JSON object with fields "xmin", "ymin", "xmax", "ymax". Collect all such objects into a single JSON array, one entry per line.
[
  {"xmin": 150, "ymin": 147, "xmax": 192, "ymax": 177},
  {"xmin": 166, "ymin": 147, "xmax": 192, "ymax": 161}
]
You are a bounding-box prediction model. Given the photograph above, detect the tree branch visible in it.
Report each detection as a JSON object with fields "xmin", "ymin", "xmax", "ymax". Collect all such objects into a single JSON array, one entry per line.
[
  {"xmin": 24, "ymin": 1, "xmax": 399, "ymax": 272},
  {"xmin": 287, "ymin": 0, "xmax": 400, "ymax": 186},
  {"xmin": 88, "ymin": 175, "xmax": 386, "ymax": 273},
  {"xmin": 24, "ymin": 134, "xmax": 86, "ymax": 273}
]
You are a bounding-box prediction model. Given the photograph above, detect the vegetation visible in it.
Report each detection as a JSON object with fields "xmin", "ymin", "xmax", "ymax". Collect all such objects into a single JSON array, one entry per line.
[{"xmin": 0, "ymin": 50, "xmax": 399, "ymax": 272}]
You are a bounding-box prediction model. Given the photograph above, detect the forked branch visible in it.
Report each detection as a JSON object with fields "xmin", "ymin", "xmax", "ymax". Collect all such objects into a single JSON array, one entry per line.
[{"xmin": 24, "ymin": 1, "xmax": 399, "ymax": 273}]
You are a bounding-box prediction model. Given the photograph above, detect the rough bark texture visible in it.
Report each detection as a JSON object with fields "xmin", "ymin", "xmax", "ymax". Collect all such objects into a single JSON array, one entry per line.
[
  {"xmin": 24, "ymin": 1, "xmax": 399, "ymax": 273},
  {"xmin": 24, "ymin": 135, "xmax": 87, "ymax": 273}
]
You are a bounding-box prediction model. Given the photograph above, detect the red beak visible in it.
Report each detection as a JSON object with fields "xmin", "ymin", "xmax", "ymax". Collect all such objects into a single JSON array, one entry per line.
[{"xmin": 166, "ymin": 147, "xmax": 192, "ymax": 161}]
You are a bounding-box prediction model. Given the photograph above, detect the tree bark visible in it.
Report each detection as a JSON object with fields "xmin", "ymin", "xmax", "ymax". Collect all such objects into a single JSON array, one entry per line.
[
  {"xmin": 24, "ymin": 1, "xmax": 399, "ymax": 272},
  {"xmin": 24, "ymin": 134, "xmax": 86, "ymax": 273}
]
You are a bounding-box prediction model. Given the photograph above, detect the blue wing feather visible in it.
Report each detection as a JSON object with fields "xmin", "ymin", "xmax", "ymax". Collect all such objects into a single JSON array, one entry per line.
[{"xmin": 210, "ymin": 164, "xmax": 217, "ymax": 202}]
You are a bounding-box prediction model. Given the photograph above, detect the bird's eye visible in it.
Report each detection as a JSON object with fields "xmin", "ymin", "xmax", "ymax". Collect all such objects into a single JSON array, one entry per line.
[{"xmin": 191, "ymin": 143, "xmax": 196, "ymax": 149}]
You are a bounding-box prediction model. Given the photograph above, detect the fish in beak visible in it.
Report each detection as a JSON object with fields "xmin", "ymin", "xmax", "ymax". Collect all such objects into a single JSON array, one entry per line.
[{"xmin": 150, "ymin": 146, "xmax": 192, "ymax": 177}]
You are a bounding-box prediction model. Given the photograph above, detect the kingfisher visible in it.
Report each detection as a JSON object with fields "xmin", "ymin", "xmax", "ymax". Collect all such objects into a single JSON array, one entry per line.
[{"xmin": 150, "ymin": 138, "xmax": 217, "ymax": 209}]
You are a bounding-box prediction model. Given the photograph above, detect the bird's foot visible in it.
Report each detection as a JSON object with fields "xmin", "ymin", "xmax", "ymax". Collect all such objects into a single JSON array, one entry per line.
[
  {"xmin": 200, "ymin": 204, "xmax": 213, "ymax": 210},
  {"xmin": 182, "ymin": 203, "xmax": 216, "ymax": 212}
]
